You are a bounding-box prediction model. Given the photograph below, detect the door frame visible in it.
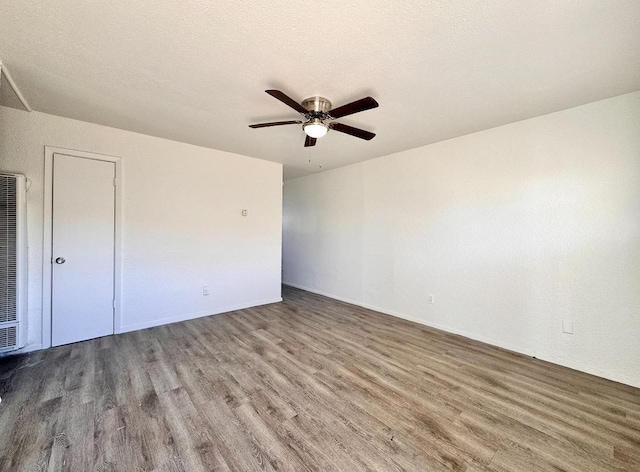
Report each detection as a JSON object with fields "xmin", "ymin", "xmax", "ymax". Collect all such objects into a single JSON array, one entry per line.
[{"xmin": 42, "ymin": 146, "xmax": 123, "ymax": 349}]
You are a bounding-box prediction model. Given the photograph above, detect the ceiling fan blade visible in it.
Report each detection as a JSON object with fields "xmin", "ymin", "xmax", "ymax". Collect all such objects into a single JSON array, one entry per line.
[
  {"xmin": 265, "ymin": 90, "xmax": 308, "ymax": 114},
  {"xmin": 304, "ymin": 135, "xmax": 317, "ymax": 147},
  {"xmin": 330, "ymin": 122, "xmax": 376, "ymax": 140},
  {"xmin": 249, "ymin": 120, "xmax": 302, "ymax": 128},
  {"xmin": 329, "ymin": 97, "xmax": 378, "ymax": 118}
]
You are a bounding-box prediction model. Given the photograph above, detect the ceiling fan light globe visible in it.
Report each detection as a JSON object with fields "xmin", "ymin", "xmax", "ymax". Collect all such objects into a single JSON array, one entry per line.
[{"xmin": 304, "ymin": 122, "xmax": 328, "ymax": 138}]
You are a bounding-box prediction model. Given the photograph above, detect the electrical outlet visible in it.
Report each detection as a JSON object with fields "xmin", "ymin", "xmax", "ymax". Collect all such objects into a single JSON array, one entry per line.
[
  {"xmin": 428, "ymin": 294, "xmax": 434, "ymax": 304},
  {"xmin": 203, "ymin": 286, "xmax": 210, "ymax": 296},
  {"xmin": 562, "ymin": 320, "xmax": 573, "ymax": 334}
]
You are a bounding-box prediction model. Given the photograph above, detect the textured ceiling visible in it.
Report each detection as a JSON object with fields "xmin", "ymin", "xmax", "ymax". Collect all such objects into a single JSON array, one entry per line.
[{"xmin": 1, "ymin": 1, "xmax": 639, "ymax": 179}]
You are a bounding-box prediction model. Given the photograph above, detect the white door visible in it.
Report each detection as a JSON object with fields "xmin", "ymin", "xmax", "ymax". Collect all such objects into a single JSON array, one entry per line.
[{"xmin": 52, "ymin": 153, "xmax": 115, "ymax": 346}]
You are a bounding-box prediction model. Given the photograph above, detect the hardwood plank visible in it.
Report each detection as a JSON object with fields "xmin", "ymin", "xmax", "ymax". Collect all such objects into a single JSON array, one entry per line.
[
  {"xmin": 48, "ymin": 399, "xmax": 95, "ymax": 472},
  {"xmin": 0, "ymin": 285, "xmax": 638, "ymax": 471}
]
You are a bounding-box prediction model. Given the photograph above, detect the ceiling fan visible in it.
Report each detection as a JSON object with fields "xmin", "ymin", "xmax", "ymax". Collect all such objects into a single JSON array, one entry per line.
[{"xmin": 249, "ymin": 90, "xmax": 379, "ymax": 147}]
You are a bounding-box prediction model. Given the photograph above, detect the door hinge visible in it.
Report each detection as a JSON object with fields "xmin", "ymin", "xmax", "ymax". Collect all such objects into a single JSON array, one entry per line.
[
  {"xmin": 113, "ymin": 178, "xmax": 117, "ymax": 187},
  {"xmin": 112, "ymin": 299, "xmax": 116, "ymax": 309}
]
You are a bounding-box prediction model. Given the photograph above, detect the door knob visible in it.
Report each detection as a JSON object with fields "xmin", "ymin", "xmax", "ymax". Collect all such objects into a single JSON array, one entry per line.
[{"xmin": 55, "ymin": 257, "xmax": 66, "ymax": 264}]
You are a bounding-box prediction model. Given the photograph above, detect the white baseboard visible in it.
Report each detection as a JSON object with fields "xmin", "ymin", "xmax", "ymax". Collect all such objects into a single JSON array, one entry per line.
[
  {"xmin": 22, "ymin": 342, "xmax": 43, "ymax": 353},
  {"xmin": 282, "ymin": 283, "xmax": 516, "ymax": 348},
  {"xmin": 359, "ymin": 301, "xmax": 536, "ymax": 358},
  {"xmin": 283, "ymin": 281, "xmax": 363, "ymax": 306},
  {"xmin": 283, "ymin": 282, "xmax": 639, "ymax": 389},
  {"xmin": 530, "ymin": 353, "xmax": 640, "ymax": 389},
  {"xmin": 0, "ymin": 342, "xmax": 44, "ymax": 357},
  {"xmin": 119, "ymin": 297, "xmax": 282, "ymax": 334}
]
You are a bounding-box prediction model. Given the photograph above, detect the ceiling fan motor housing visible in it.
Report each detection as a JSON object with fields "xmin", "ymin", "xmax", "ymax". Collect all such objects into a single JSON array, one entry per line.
[{"xmin": 302, "ymin": 96, "xmax": 332, "ymax": 116}]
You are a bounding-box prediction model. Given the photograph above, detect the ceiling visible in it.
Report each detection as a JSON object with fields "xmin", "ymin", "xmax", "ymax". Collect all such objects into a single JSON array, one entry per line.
[{"xmin": 1, "ymin": 1, "xmax": 639, "ymax": 180}]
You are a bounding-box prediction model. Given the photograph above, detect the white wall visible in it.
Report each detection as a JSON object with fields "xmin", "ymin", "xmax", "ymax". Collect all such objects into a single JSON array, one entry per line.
[
  {"xmin": 284, "ymin": 91, "xmax": 640, "ymax": 388},
  {"xmin": 0, "ymin": 106, "xmax": 283, "ymax": 350}
]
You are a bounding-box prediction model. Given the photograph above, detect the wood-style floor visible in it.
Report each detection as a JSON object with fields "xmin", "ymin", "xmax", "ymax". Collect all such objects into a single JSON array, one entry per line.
[{"xmin": 1, "ymin": 287, "xmax": 639, "ymax": 471}]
